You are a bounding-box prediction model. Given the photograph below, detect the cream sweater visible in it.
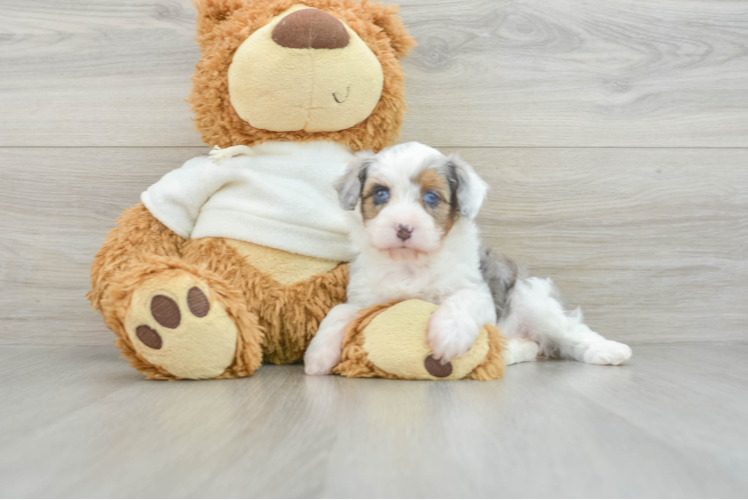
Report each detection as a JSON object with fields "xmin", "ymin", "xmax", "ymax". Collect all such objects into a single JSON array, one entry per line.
[{"xmin": 141, "ymin": 141, "xmax": 356, "ymax": 262}]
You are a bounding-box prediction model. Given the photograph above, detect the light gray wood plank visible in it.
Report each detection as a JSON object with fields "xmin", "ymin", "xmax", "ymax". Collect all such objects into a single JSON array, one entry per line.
[
  {"xmin": 464, "ymin": 147, "xmax": 748, "ymax": 345},
  {"xmin": 402, "ymin": 0, "xmax": 748, "ymax": 147},
  {"xmin": 0, "ymin": 147, "xmax": 206, "ymax": 346},
  {"xmin": 2, "ymin": 0, "xmax": 748, "ymax": 147},
  {"xmin": 0, "ymin": 345, "xmax": 141, "ymax": 450},
  {"xmin": 0, "ymin": 345, "xmax": 746, "ymax": 497},
  {"xmin": 1, "ymin": 147, "xmax": 746, "ymax": 346},
  {"xmin": 0, "ymin": 0, "xmax": 201, "ymax": 147}
]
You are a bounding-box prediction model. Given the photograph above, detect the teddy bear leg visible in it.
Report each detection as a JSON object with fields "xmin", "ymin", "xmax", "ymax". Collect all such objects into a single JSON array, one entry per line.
[
  {"xmin": 88, "ymin": 203, "xmax": 185, "ymax": 312},
  {"xmin": 103, "ymin": 258, "xmax": 263, "ymax": 380},
  {"xmin": 178, "ymin": 237, "xmax": 350, "ymax": 367},
  {"xmin": 89, "ymin": 204, "xmax": 263, "ymax": 379}
]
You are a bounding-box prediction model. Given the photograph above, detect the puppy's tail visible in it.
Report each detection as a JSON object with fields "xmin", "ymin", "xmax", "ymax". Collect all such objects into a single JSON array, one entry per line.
[{"xmin": 478, "ymin": 245, "xmax": 526, "ymax": 322}]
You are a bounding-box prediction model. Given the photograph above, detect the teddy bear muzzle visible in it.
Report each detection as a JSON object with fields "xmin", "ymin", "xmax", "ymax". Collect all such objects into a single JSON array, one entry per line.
[{"xmin": 227, "ymin": 6, "xmax": 384, "ymax": 133}]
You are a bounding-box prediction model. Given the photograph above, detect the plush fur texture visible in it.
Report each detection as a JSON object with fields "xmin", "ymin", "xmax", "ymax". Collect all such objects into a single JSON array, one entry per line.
[
  {"xmin": 333, "ymin": 300, "xmax": 507, "ymax": 380},
  {"xmin": 102, "ymin": 257, "xmax": 264, "ymax": 380},
  {"xmin": 89, "ymin": 0, "xmax": 412, "ymax": 379},
  {"xmin": 479, "ymin": 245, "xmax": 522, "ymax": 322},
  {"xmin": 89, "ymin": 205, "xmax": 348, "ymax": 376},
  {"xmin": 89, "ymin": 204, "xmax": 186, "ymax": 313},
  {"xmin": 305, "ymin": 143, "xmax": 496, "ymax": 375},
  {"xmin": 306, "ymin": 142, "xmax": 633, "ymax": 376},
  {"xmin": 89, "ymin": 207, "xmax": 260, "ymax": 379},
  {"xmin": 226, "ymin": 239, "xmax": 339, "ymax": 286},
  {"xmin": 181, "ymin": 237, "xmax": 349, "ymax": 365},
  {"xmin": 190, "ymin": 0, "xmax": 415, "ymax": 152}
]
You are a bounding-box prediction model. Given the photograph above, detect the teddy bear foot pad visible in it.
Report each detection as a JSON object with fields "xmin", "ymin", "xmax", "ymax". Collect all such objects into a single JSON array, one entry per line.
[{"xmin": 124, "ymin": 272, "xmax": 239, "ymax": 379}]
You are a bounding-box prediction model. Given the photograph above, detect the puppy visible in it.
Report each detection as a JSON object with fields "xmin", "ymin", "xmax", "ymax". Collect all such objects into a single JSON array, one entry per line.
[{"xmin": 304, "ymin": 142, "xmax": 632, "ymax": 375}]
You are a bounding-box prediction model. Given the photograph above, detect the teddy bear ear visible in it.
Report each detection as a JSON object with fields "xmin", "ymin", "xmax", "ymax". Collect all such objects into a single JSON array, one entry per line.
[
  {"xmin": 367, "ymin": 2, "xmax": 417, "ymax": 60},
  {"xmin": 193, "ymin": 0, "xmax": 245, "ymax": 39}
]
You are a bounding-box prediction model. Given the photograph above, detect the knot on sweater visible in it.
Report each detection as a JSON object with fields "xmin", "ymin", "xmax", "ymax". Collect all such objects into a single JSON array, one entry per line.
[{"xmin": 210, "ymin": 145, "xmax": 255, "ymax": 164}]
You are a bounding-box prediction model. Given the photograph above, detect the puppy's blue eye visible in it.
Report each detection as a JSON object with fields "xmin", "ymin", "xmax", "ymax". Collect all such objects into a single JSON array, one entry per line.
[
  {"xmin": 373, "ymin": 187, "xmax": 390, "ymax": 204},
  {"xmin": 424, "ymin": 191, "xmax": 440, "ymax": 206}
]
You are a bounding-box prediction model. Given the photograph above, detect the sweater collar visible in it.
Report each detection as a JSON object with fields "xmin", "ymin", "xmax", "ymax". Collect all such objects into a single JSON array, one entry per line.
[{"xmin": 249, "ymin": 140, "xmax": 355, "ymax": 162}]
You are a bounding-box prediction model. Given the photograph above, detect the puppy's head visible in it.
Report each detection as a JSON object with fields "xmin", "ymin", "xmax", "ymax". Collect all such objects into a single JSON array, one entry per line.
[{"xmin": 336, "ymin": 142, "xmax": 488, "ymax": 260}]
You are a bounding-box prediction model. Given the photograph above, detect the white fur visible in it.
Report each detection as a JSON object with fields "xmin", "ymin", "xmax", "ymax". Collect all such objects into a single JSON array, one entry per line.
[
  {"xmin": 304, "ymin": 142, "xmax": 632, "ymax": 375},
  {"xmin": 504, "ymin": 338, "xmax": 541, "ymax": 365},
  {"xmin": 499, "ymin": 278, "xmax": 631, "ymax": 365},
  {"xmin": 303, "ymin": 304, "xmax": 359, "ymax": 376}
]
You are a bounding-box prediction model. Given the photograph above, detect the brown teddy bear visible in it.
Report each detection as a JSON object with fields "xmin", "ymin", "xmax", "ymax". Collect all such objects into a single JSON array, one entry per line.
[
  {"xmin": 88, "ymin": 0, "xmax": 413, "ymax": 380},
  {"xmin": 88, "ymin": 0, "xmax": 506, "ymax": 381}
]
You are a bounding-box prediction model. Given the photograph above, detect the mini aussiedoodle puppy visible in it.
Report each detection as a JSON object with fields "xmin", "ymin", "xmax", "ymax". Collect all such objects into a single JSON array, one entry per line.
[{"xmin": 304, "ymin": 142, "xmax": 632, "ymax": 375}]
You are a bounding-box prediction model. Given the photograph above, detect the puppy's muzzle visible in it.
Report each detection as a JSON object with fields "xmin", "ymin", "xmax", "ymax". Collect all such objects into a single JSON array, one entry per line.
[{"xmin": 396, "ymin": 225, "xmax": 413, "ymax": 241}]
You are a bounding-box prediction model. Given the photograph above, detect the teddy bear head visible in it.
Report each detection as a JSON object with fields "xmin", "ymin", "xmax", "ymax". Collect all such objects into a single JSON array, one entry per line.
[{"xmin": 190, "ymin": 0, "xmax": 416, "ymax": 152}]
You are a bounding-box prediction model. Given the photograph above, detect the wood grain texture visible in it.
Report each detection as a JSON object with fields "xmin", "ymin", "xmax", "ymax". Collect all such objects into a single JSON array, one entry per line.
[
  {"xmin": 402, "ymin": 0, "xmax": 748, "ymax": 147},
  {"xmin": 464, "ymin": 147, "xmax": 748, "ymax": 345},
  {"xmin": 0, "ymin": 344, "xmax": 746, "ymax": 497},
  {"xmin": 2, "ymin": 1, "xmax": 746, "ymax": 497},
  {"xmin": 0, "ymin": 147, "xmax": 745, "ymax": 346},
  {"xmin": 0, "ymin": 0, "xmax": 201, "ymax": 147},
  {"xmin": 2, "ymin": 0, "xmax": 748, "ymax": 147},
  {"xmin": 0, "ymin": 147, "xmax": 203, "ymax": 345}
]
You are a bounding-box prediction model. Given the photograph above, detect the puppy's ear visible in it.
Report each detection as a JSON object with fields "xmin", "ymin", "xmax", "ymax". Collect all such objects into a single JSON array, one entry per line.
[
  {"xmin": 336, "ymin": 153, "xmax": 373, "ymax": 210},
  {"xmin": 446, "ymin": 154, "xmax": 488, "ymax": 219}
]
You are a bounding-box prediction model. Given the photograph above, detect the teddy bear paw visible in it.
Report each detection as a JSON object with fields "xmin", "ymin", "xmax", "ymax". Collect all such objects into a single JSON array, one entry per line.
[{"xmin": 124, "ymin": 273, "xmax": 239, "ymax": 379}]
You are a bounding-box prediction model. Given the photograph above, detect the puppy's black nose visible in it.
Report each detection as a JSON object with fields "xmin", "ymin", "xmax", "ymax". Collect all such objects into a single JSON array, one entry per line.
[{"xmin": 396, "ymin": 225, "xmax": 413, "ymax": 241}]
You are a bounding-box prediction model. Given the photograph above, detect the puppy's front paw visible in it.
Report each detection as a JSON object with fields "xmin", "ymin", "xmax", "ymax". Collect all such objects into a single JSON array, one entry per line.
[
  {"xmin": 427, "ymin": 304, "xmax": 480, "ymax": 362},
  {"xmin": 303, "ymin": 342, "xmax": 341, "ymax": 376},
  {"xmin": 583, "ymin": 340, "xmax": 632, "ymax": 366}
]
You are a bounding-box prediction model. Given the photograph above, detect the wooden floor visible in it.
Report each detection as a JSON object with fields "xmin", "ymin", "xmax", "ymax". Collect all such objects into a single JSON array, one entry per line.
[
  {"xmin": 1, "ymin": 0, "xmax": 747, "ymax": 497},
  {"xmin": 0, "ymin": 344, "xmax": 746, "ymax": 498}
]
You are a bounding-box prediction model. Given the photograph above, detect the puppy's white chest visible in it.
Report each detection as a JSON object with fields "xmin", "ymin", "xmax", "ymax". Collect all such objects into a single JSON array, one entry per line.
[
  {"xmin": 381, "ymin": 279, "xmax": 440, "ymax": 303},
  {"xmin": 362, "ymin": 265, "xmax": 456, "ymax": 305}
]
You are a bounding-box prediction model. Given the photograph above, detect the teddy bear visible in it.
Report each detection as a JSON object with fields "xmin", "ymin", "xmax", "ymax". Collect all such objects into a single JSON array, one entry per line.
[
  {"xmin": 87, "ymin": 0, "xmax": 414, "ymax": 380},
  {"xmin": 88, "ymin": 0, "xmax": 507, "ymax": 381}
]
